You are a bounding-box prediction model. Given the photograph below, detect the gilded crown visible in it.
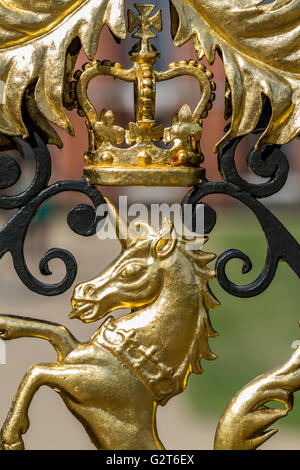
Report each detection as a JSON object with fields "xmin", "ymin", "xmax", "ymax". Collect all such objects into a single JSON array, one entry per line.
[{"xmin": 68, "ymin": 3, "xmax": 216, "ymax": 187}]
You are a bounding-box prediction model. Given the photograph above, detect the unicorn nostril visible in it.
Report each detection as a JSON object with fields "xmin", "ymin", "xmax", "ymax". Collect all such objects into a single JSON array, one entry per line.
[{"xmin": 84, "ymin": 284, "xmax": 95, "ymax": 297}]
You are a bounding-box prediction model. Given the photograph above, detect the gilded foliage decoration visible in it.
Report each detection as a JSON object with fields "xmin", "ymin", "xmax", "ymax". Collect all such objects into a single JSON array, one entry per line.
[
  {"xmin": 0, "ymin": 0, "xmax": 126, "ymax": 142},
  {"xmin": 0, "ymin": 0, "xmax": 299, "ymax": 151},
  {"xmin": 171, "ymin": 0, "xmax": 300, "ymax": 150}
]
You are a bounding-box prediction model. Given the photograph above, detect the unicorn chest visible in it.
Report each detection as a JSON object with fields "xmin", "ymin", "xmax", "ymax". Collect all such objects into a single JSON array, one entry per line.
[{"xmin": 92, "ymin": 317, "xmax": 179, "ymax": 405}]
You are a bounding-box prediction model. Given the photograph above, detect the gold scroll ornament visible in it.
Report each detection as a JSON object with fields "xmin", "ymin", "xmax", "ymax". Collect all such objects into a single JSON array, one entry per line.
[{"xmin": 215, "ymin": 329, "xmax": 300, "ymax": 450}]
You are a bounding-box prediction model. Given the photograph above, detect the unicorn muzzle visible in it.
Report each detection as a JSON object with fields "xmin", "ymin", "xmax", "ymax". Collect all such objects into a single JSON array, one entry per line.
[{"xmin": 69, "ymin": 298, "xmax": 99, "ymax": 321}]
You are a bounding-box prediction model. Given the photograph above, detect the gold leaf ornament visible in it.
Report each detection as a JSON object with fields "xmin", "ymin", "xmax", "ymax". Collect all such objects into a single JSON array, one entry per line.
[
  {"xmin": 170, "ymin": 0, "xmax": 300, "ymax": 150},
  {"xmin": 0, "ymin": 0, "xmax": 126, "ymax": 142}
]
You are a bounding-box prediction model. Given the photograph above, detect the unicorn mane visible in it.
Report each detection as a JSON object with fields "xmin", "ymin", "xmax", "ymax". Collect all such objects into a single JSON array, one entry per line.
[
  {"xmin": 176, "ymin": 236, "xmax": 220, "ymax": 377},
  {"xmin": 140, "ymin": 220, "xmax": 220, "ymax": 378}
]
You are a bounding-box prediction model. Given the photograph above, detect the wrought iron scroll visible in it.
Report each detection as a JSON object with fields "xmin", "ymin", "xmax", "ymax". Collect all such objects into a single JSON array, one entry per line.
[
  {"xmin": 0, "ymin": 128, "xmax": 105, "ymax": 296},
  {"xmin": 1, "ymin": 128, "xmax": 300, "ymax": 300},
  {"xmin": 183, "ymin": 137, "xmax": 300, "ymax": 298}
]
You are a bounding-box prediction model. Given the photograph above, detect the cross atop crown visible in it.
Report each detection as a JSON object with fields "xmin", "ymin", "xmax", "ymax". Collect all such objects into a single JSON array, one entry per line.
[
  {"xmin": 128, "ymin": 4, "xmax": 162, "ymax": 53},
  {"xmin": 69, "ymin": 4, "xmax": 216, "ymax": 187}
]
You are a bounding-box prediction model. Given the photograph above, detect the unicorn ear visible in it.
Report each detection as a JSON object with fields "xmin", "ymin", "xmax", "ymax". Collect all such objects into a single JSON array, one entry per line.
[
  {"xmin": 151, "ymin": 219, "xmax": 177, "ymax": 259},
  {"xmin": 133, "ymin": 220, "xmax": 157, "ymax": 238}
]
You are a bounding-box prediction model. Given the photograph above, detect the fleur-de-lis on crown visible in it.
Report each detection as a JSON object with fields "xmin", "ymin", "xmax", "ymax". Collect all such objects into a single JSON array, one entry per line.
[{"xmin": 69, "ymin": 4, "xmax": 216, "ymax": 187}]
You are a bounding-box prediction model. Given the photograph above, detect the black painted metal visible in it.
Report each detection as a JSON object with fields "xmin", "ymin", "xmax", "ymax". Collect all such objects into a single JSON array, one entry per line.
[
  {"xmin": 0, "ymin": 129, "xmax": 105, "ymax": 296},
  {"xmin": 183, "ymin": 137, "xmax": 300, "ymax": 298},
  {"xmin": 0, "ymin": 127, "xmax": 299, "ymax": 299}
]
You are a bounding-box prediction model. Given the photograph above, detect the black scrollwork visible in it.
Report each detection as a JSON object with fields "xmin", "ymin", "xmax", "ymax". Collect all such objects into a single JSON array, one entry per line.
[
  {"xmin": 1, "ymin": 124, "xmax": 299, "ymax": 300},
  {"xmin": 183, "ymin": 138, "xmax": 300, "ymax": 298},
  {"xmin": 0, "ymin": 130, "xmax": 105, "ymax": 296},
  {"xmin": 218, "ymin": 138, "xmax": 289, "ymax": 198}
]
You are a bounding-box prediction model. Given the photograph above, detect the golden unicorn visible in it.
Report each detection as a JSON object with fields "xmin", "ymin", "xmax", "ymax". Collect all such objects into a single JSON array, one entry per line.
[{"xmin": 0, "ymin": 199, "xmax": 219, "ymax": 450}]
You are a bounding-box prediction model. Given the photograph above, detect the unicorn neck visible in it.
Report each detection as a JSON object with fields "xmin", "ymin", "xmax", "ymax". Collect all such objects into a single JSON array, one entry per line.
[{"xmin": 115, "ymin": 262, "xmax": 200, "ymax": 377}]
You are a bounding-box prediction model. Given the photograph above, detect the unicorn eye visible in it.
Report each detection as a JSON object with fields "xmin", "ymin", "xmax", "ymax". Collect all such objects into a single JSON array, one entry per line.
[
  {"xmin": 119, "ymin": 263, "xmax": 143, "ymax": 281},
  {"xmin": 84, "ymin": 285, "xmax": 95, "ymax": 296}
]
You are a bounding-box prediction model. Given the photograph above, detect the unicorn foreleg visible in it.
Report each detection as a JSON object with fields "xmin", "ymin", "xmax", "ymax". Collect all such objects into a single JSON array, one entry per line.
[
  {"xmin": 0, "ymin": 314, "xmax": 79, "ymax": 361},
  {"xmin": 1, "ymin": 363, "xmax": 102, "ymax": 450},
  {"xmin": 1, "ymin": 362, "xmax": 58, "ymax": 450}
]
